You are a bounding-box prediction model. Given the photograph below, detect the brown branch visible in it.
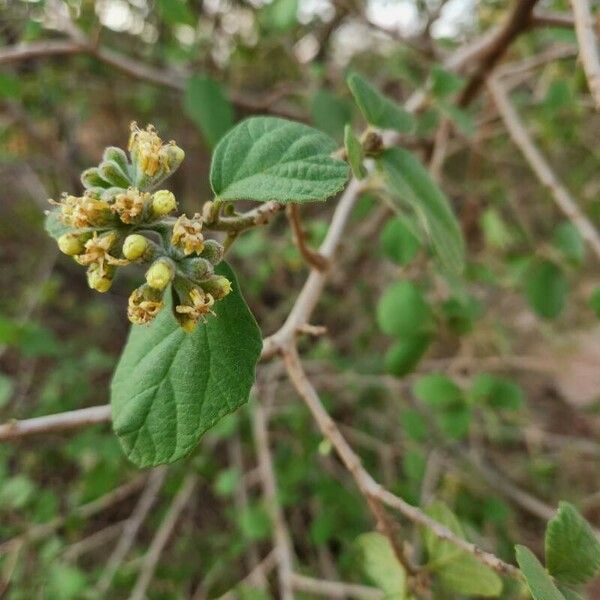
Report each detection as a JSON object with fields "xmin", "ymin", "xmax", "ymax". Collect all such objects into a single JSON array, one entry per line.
[
  {"xmin": 281, "ymin": 347, "xmax": 521, "ymax": 579},
  {"xmin": 96, "ymin": 466, "xmax": 168, "ymax": 595},
  {"xmin": 458, "ymin": 0, "xmax": 540, "ymax": 106},
  {"xmin": 531, "ymin": 10, "xmax": 575, "ymax": 29},
  {"xmin": 290, "ymin": 573, "xmax": 383, "ymax": 600},
  {"xmin": 0, "ymin": 404, "xmax": 111, "ymax": 441},
  {"xmin": 0, "ymin": 475, "xmax": 147, "ymax": 555},
  {"xmin": 487, "ymin": 76, "xmax": 600, "ymax": 260},
  {"xmin": 570, "ymin": 0, "xmax": 600, "ymax": 109},
  {"xmin": 128, "ymin": 473, "xmax": 197, "ymax": 600},
  {"xmin": 287, "ymin": 204, "xmax": 329, "ymax": 271},
  {"xmin": 252, "ymin": 400, "xmax": 295, "ymax": 600}
]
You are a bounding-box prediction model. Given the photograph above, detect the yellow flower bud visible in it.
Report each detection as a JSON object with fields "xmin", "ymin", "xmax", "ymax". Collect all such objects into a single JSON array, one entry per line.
[
  {"xmin": 151, "ymin": 190, "xmax": 177, "ymax": 216},
  {"xmin": 145, "ymin": 259, "xmax": 174, "ymax": 291},
  {"xmin": 87, "ymin": 265, "xmax": 113, "ymax": 293},
  {"xmin": 57, "ymin": 233, "xmax": 85, "ymax": 256},
  {"xmin": 123, "ymin": 234, "xmax": 149, "ymax": 261},
  {"xmin": 202, "ymin": 276, "xmax": 232, "ymax": 300}
]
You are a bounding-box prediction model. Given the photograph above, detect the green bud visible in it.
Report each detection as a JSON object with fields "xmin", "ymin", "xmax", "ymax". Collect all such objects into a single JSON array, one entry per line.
[
  {"xmin": 186, "ymin": 257, "xmax": 214, "ymax": 282},
  {"xmin": 200, "ymin": 239, "xmax": 224, "ymax": 265},
  {"xmin": 146, "ymin": 258, "xmax": 175, "ymax": 291},
  {"xmin": 122, "ymin": 234, "xmax": 150, "ymax": 261},
  {"xmin": 165, "ymin": 145, "xmax": 185, "ymax": 171},
  {"xmin": 57, "ymin": 233, "xmax": 86, "ymax": 256},
  {"xmin": 81, "ymin": 167, "xmax": 110, "ymax": 190},
  {"xmin": 201, "ymin": 275, "xmax": 232, "ymax": 300},
  {"xmin": 87, "ymin": 265, "xmax": 114, "ymax": 293},
  {"xmin": 151, "ymin": 190, "xmax": 177, "ymax": 216},
  {"xmin": 98, "ymin": 160, "xmax": 132, "ymax": 188}
]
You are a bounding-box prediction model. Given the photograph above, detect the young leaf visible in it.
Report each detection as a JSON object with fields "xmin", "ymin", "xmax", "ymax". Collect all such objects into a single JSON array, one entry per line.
[
  {"xmin": 469, "ymin": 373, "xmax": 524, "ymax": 411},
  {"xmin": 356, "ymin": 532, "xmax": 407, "ymax": 599},
  {"xmin": 552, "ymin": 222, "xmax": 585, "ymax": 266},
  {"xmin": 515, "ymin": 545, "xmax": 565, "ymax": 600},
  {"xmin": 111, "ymin": 263, "xmax": 262, "ymax": 467},
  {"xmin": 210, "ymin": 117, "xmax": 349, "ymax": 203},
  {"xmin": 344, "ymin": 125, "xmax": 367, "ymax": 179},
  {"xmin": 385, "ymin": 335, "xmax": 431, "ymax": 377},
  {"xmin": 380, "ymin": 217, "xmax": 421, "ymax": 265},
  {"xmin": 413, "ymin": 374, "xmax": 462, "ymax": 409},
  {"xmin": 376, "ymin": 281, "xmax": 434, "ymax": 338},
  {"xmin": 184, "ymin": 75, "xmax": 234, "ymax": 148},
  {"xmin": 312, "ymin": 91, "xmax": 352, "ymax": 140},
  {"xmin": 377, "ymin": 148, "xmax": 465, "ymax": 274},
  {"xmin": 525, "ymin": 259, "xmax": 568, "ymax": 319},
  {"xmin": 545, "ymin": 501, "xmax": 600, "ymax": 585},
  {"xmin": 424, "ymin": 502, "xmax": 502, "ymax": 597},
  {"xmin": 347, "ymin": 73, "xmax": 414, "ymax": 133}
]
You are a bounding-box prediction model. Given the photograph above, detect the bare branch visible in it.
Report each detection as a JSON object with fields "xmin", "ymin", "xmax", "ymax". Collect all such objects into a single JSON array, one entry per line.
[
  {"xmin": 570, "ymin": 0, "xmax": 600, "ymax": 108},
  {"xmin": 287, "ymin": 204, "xmax": 329, "ymax": 271},
  {"xmin": 252, "ymin": 400, "xmax": 295, "ymax": 600},
  {"xmin": 282, "ymin": 346, "xmax": 521, "ymax": 579},
  {"xmin": 96, "ymin": 467, "xmax": 168, "ymax": 594},
  {"xmin": 128, "ymin": 473, "xmax": 198, "ymax": 600},
  {"xmin": 531, "ymin": 10, "xmax": 575, "ymax": 29},
  {"xmin": 487, "ymin": 76, "xmax": 600, "ymax": 260},
  {"xmin": 0, "ymin": 405, "xmax": 111, "ymax": 441},
  {"xmin": 291, "ymin": 573, "xmax": 383, "ymax": 600}
]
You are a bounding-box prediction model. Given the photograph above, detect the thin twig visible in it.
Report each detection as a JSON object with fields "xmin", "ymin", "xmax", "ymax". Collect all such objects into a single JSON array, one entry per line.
[
  {"xmin": 62, "ymin": 521, "xmax": 126, "ymax": 562},
  {"xmin": 128, "ymin": 473, "xmax": 198, "ymax": 600},
  {"xmin": 282, "ymin": 347, "xmax": 521, "ymax": 579},
  {"xmin": 0, "ymin": 475, "xmax": 147, "ymax": 555},
  {"xmin": 570, "ymin": 0, "xmax": 600, "ymax": 109},
  {"xmin": 213, "ymin": 551, "xmax": 277, "ymax": 600},
  {"xmin": 96, "ymin": 466, "xmax": 168, "ymax": 595},
  {"xmin": 487, "ymin": 76, "xmax": 600, "ymax": 260},
  {"xmin": 252, "ymin": 399, "xmax": 295, "ymax": 600},
  {"xmin": 287, "ymin": 204, "xmax": 329, "ymax": 271},
  {"xmin": 0, "ymin": 405, "xmax": 111, "ymax": 441},
  {"xmin": 291, "ymin": 573, "xmax": 383, "ymax": 600}
]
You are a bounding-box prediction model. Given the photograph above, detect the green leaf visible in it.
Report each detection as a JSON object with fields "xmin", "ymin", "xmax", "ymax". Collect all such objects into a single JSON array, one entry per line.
[
  {"xmin": 515, "ymin": 545, "xmax": 565, "ymax": 600},
  {"xmin": 311, "ymin": 91, "xmax": 352, "ymax": 141},
  {"xmin": 545, "ymin": 501, "xmax": 600, "ymax": 585},
  {"xmin": 347, "ymin": 73, "xmax": 414, "ymax": 133},
  {"xmin": 413, "ymin": 374, "xmax": 462, "ymax": 409},
  {"xmin": 377, "ymin": 148, "xmax": 464, "ymax": 274},
  {"xmin": 0, "ymin": 73, "xmax": 20, "ymax": 98},
  {"xmin": 184, "ymin": 75, "xmax": 234, "ymax": 148},
  {"xmin": 380, "ymin": 217, "xmax": 421, "ymax": 265},
  {"xmin": 344, "ymin": 124, "xmax": 367, "ymax": 180},
  {"xmin": 552, "ymin": 222, "xmax": 585, "ymax": 266},
  {"xmin": 376, "ymin": 281, "xmax": 434, "ymax": 338},
  {"xmin": 356, "ymin": 532, "xmax": 407, "ymax": 599},
  {"xmin": 210, "ymin": 116, "xmax": 349, "ymax": 203},
  {"xmin": 430, "ymin": 65, "xmax": 464, "ymax": 99},
  {"xmin": 525, "ymin": 259, "xmax": 568, "ymax": 319},
  {"xmin": 424, "ymin": 503, "xmax": 502, "ymax": 597},
  {"xmin": 469, "ymin": 373, "xmax": 524, "ymax": 411},
  {"xmin": 385, "ymin": 335, "xmax": 431, "ymax": 377},
  {"xmin": 111, "ymin": 263, "xmax": 262, "ymax": 467}
]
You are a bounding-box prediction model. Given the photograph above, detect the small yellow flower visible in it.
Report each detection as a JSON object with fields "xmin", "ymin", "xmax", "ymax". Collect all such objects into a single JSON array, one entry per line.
[
  {"xmin": 57, "ymin": 233, "xmax": 86, "ymax": 256},
  {"xmin": 145, "ymin": 259, "xmax": 175, "ymax": 291},
  {"xmin": 122, "ymin": 234, "xmax": 150, "ymax": 261},
  {"xmin": 151, "ymin": 190, "xmax": 177, "ymax": 216},
  {"xmin": 127, "ymin": 285, "xmax": 164, "ymax": 325},
  {"xmin": 128, "ymin": 122, "xmax": 184, "ymax": 178},
  {"xmin": 171, "ymin": 213, "xmax": 204, "ymax": 255},
  {"xmin": 87, "ymin": 264, "xmax": 114, "ymax": 293},
  {"xmin": 75, "ymin": 232, "xmax": 128, "ymax": 277},
  {"xmin": 175, "ymin": 288, "xmax": 215, "ymax": 331},
  {"xmin": 50, "ymin": 194, "xmax": 112, "ymax": 228},
  {"xmin": 111, "ymin": 189, "xmax": 149, "ymax": 224}
]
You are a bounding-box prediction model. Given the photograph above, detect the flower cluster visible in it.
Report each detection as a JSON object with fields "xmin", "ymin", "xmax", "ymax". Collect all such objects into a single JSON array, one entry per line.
[{"xmin": 47, "ymin": 123, "xmax": 231, "ymax": 332}]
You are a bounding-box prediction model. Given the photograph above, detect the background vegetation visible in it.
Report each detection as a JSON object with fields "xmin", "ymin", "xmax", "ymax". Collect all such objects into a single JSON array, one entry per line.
[{"xmin": 1, "ymin": 0, "xmax": 600, "ymax": 598}]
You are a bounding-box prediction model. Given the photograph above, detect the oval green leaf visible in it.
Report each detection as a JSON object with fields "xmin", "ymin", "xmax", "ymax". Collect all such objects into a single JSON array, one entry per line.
[
  {"xmin": 210, "ymin": 116, "xmax": 349, "ymax": 203},
  {"xmin": 111, "ymin": 262, "xmax": 262, "ymax": 467}
]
